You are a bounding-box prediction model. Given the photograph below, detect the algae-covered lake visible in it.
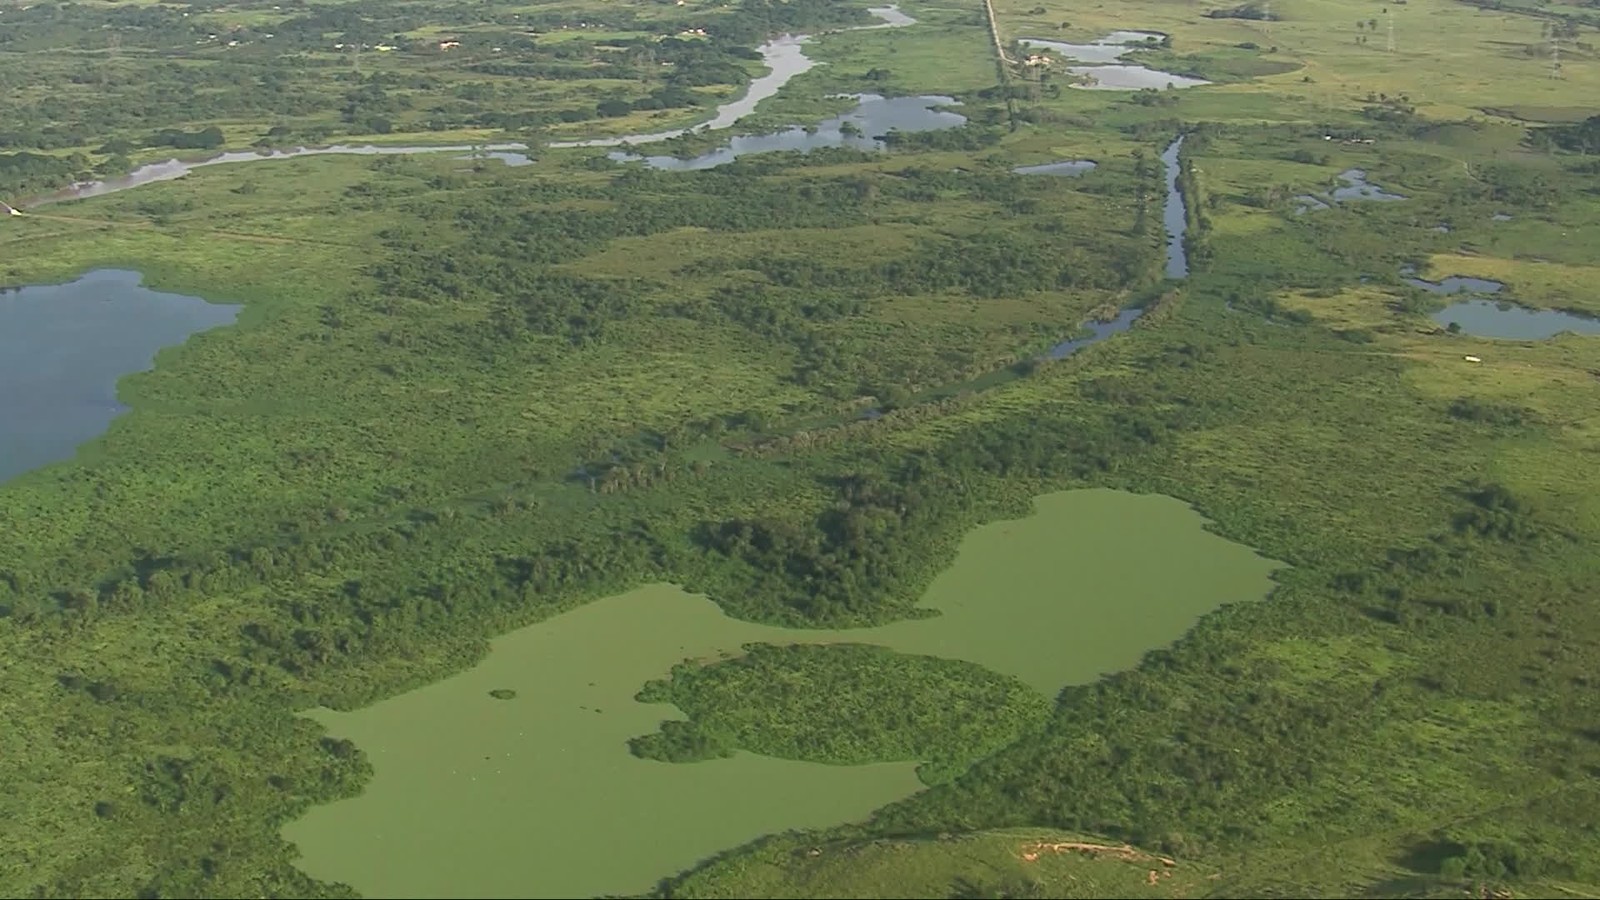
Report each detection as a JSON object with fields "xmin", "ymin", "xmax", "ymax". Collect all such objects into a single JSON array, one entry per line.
[{"xmin": 283, "ymin": 489, "xmax": 1281, "ymax": 898}]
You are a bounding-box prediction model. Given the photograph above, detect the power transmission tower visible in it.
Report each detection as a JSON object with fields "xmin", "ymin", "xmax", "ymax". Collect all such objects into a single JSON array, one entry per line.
[
  {"xmin": 1550, "ymin": 33, "xmax": 1562, "ymax": 79},
  {"xmin": 1262, "ymin": 1, "xmax": 1271, "ymax": 38},
  {"xmin": 1386, "ymin": 10, "xmax": 1395, "ymax": 53}
]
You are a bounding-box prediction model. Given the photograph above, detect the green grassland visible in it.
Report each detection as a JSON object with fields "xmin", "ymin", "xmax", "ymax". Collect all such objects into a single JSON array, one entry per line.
[
  {"xmin": 1, "ymin": 0, "xmax": 1599, "ymax": 896},
  {"xmin": 662, "ymin": 828, "xmax": 1209, "ymax": 898}
]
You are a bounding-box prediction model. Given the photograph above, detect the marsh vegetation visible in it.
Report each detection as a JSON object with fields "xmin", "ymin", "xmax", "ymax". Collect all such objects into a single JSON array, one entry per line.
[{"xmin": 1, "ymin": 0, "xmax": 1599, "ymax": 897}]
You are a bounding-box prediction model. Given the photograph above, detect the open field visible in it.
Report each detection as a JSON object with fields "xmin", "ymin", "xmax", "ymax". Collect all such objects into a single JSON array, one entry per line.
[
  {"xmin": 1, "ymin": 0, "xmax": 1599, "ymax": 897},
  {"xmin": 992, "ymin": 0, "xmax": 1599, "ymax": 121}
]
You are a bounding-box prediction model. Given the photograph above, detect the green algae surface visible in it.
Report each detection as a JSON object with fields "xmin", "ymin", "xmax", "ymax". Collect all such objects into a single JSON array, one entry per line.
[{"xmin": 282, "ymin": 489, "xmax": 1281, "ymax": 897}]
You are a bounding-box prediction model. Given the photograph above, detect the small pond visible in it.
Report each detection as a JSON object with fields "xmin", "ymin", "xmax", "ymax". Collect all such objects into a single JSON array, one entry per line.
[
  {"xmin": 1433, "ymin": 299, "xmax": 1600, "ymax": 340},
  {"xmin": 1018, "ymin": 30, "xmax": 1164, "ymax": 64},
  {"xmin": 1068, "ymin": 64, "xmax": 1209, "ymax": 91},
  {"xmin": 0, "ymin": 269, "xmax": 239, "ymax": 483},
  {"xmin": 1018, "ymin": 31, "xmax": 1210, "ymax": 91},
  {"xmin": 1294, "ymin": 169, "xmax": 1406, "ymax": 214},
  {"xmin": 1330, "ymin": 168, "xmax": 1405, "ymax": 202},
  {"xmin": 1013, "ymin": 159, "xmax": 1097, "ymax": 177},
  {"xmin": 608, "ymin": 94, "xmax": 964, "ymax": 170}
]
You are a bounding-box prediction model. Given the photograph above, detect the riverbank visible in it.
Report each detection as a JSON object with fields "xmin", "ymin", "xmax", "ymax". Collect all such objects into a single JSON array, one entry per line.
[{"xmin": 9, "ymin": 6, "xmax": 918, "ymax": 209}]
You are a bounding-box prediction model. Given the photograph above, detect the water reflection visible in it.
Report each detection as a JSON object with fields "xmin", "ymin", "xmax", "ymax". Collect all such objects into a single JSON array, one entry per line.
[
  {"xmin": 1018, "ymin": 31, "xmax": 1210, "ymax": 91},
  {"xmin": 1434, "ymin": 299, "xmax": 1600, "ymax": 339},
  {"xmin": 608, "ymin": 95, "xmax": 963, "ymax": 170},
  {"xmin": 1044, "ymin": 308, "xmax": 1145, "ymax": 359},
  {"xmin": 1294, "ymin": 169, "xmax": 1405, "ymax": 214},
  {"xmin": 1161, "ymin": 134, "xmax": 1189, "ymax": 279},
  {"xmin": 1329, "ymin": 168, "xmax": 1405, "ymax": 202},
  {"xmin": 1013, "ymin": 160, "xmax": 1097, "ymax": 176}
]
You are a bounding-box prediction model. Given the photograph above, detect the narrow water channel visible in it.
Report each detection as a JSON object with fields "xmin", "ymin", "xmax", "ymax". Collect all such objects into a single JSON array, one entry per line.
[
  {"xmin": 1161, "ymin": 134, "xmax": 1190, "ymax": 280},
  {"xmin": 13, "ymin": 5, "xmax": 917, "ymax": 207},
  {"xmin": 1037, "ymin": 133, "xmax": 1187, "ymax": 359}
]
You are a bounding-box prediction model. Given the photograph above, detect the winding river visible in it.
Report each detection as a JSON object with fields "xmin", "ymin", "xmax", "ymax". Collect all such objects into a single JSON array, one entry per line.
[
  {"xmin": 16, "ymin": 6, "xmax": 914, "ymax": 206},
  {"xmin": 1036, "ymin": 134, "xmax": 1188, "ymax": 360}
]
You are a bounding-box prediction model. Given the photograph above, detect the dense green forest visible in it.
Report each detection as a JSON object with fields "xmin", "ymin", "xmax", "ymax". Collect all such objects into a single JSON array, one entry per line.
[
  {"xmin": 2, "ymin": 0, "xmax": 1599, "ymax": 897},
  {"xmin": 630, "ymin": 643, "xmax": 1050, "ymax": 784}
]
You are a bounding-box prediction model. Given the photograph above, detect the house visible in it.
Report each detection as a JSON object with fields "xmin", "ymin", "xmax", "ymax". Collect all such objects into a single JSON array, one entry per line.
[
  {"xmin": 1, "ymin": 202, "xmax": 22, "ymax": 217},
  {"xmin": 438, "ymin": 39, "xmax": 461, "ymax": 50}
]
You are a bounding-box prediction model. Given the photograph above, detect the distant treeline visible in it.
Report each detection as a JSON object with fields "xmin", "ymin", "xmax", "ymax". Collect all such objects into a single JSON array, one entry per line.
[
  {"xmin": 1530, "ymin": 115, "xmax": 1600, "ymax": 154},
  {"xmin": 0, "ymin": 150, "xmax": 86, "ymax": 199}
]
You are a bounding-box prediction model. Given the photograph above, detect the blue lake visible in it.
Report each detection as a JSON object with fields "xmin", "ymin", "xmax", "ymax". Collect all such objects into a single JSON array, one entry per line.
[{"xmin": 0, "ymin": 269, "xmax": 238, "ymax": 483}]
